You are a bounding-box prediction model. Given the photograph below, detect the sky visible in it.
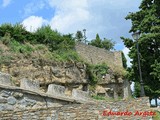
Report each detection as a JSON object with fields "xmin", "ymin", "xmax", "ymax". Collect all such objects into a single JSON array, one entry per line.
[{"xmin": 0, "ymin": 0, "xmax": 142, "ymax": 67}]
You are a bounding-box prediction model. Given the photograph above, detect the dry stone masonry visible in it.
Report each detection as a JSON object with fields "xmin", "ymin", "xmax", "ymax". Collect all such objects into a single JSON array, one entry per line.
[
  {"xmin": 0, "ymin": 72, "xmax": 91, "ymax": 112},
  {"xmin": 0, "ymin": 97, "xmax": 155, "ymax": 120},
  {"xmin": 75, "ymin": 42, "xmax": 123, "ymax": 69}
]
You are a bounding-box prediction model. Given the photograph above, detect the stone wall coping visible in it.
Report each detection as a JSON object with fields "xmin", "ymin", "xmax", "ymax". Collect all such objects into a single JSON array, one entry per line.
[{"xmin": 0, "ymin": 84, "xmax": 84, "ymax": 103}]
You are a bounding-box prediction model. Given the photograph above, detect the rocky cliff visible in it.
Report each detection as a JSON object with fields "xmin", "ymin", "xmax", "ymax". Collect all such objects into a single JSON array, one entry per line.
[
  {"xmin": 0, "ymin": 59, "xmax": 88, "ymax": 91},
  {"xmin": 0, "ymin": 41, "xmax": 88, "ymax": 91}
]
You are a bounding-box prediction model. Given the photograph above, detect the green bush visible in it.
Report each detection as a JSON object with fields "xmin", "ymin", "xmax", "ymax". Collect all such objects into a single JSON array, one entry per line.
[
  {"xmin": 34, "ymin": 44, "xmax": 46, "ymax": 50},
  {"xmin": 51, "ymin": 50, "xmax": 81, "ymax": 62},
  {"xmin": 153, "ymin": 111, "xmax": 160, "ymax": 120},
  {"xmin": 0, "ymin": 23, "xmax": 78, "ymax": 62},
  {"xmin": 87, "ymin": 63, "xmax": 109, "ymax": 84},
  {"xmin": 0, "ymin": 55, "xmax": 12, "ymax": 64},
  {"xmin": 92, "ymin": 95, "xmax": 115, "ymax": 101},
  {"xmin": 0, "ymin": 23, "xmax": 34, "ymax": 43},
  {"xmin": 88, "ymin": 34, "xmax": 115, "ymax": 51},
  {"xmin": 1, "ymin": 33, "xmax": 12, "ymax": 45},
  {"xmin": 9, "ymin": 40, "xmax": 34, "ymax": 55},
  {"xmin": 92, "ymin": 95, "xmax": 106, "ymax": 100}
]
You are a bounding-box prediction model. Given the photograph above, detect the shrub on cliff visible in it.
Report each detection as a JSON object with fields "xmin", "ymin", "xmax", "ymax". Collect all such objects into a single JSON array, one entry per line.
[
  {"xmin": 34, "ymin": 26, "xmax": 75, "ymax": 51},
  {"xmin": 0, "ymin": 23, "xmax": 80, "ymax": 62},
  {"xmin": 0, "ymin": 23, "xmax": 34, "ymax": 43},
  {"xmin": 87, "ymin": 63, "xmax": 109, "ymax": 84}
]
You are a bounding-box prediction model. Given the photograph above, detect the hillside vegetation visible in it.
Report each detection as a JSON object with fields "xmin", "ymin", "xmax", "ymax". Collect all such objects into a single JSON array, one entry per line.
[
  {"xmin": 0, "ymin": 23, "xmax": 126, "ymax": 88},
  {"xmin": 0, "ymin": 23, "xmax": 81, "ymax": 63}
]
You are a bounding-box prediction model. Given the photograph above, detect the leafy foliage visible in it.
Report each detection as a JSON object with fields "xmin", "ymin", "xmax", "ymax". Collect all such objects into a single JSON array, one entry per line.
[
  {"xmin": 1, "ymin": 33, "xmax": 12, "ymax": 45},
  {"xmin": 121, "ymin": 52, "xmax": 127, "ymax": 69},
  {"xmin": 34, "ymin": 25, "xmax": 75, "ymax": 51},
  {"xmin": 0, "ymin": 23, "xmax": 33, "ymax": 43},
  {"xmin": 0, "ymin": 55, "xmax": 12, "ymax": 65},
  {"xmin": 89, "ymin": 34, "xmax": 115, "ymax": 50},
  {"xmin": 87, "ymin": 63, "xmax": 109, "ymax": 84},
  {"xmin": 153, "ymin": 111, "xmax": 160, "ymax": 120},
  {"xmin": 0, "ymin": 23, "xmax": 80, "ymax": 62},
  {"xmin": 9, "ymin": 40, "xmax": 34, "ymax": 55},
  {"xmin": 122, "ymin": 0, "xmax": 160, "ymax": 97},
  {"xmin": 51, "ymin": 50, "xmax": 82, "ymax": 62},
  {"xmin": 75, "ymin": 30, "xmax": 83, "ymax": 42}
]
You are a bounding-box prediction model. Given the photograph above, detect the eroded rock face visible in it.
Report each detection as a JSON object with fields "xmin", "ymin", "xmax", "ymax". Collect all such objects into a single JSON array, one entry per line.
[{"xmin": 0, "ymin": 59, "xmax": 88, "ymax": 86}]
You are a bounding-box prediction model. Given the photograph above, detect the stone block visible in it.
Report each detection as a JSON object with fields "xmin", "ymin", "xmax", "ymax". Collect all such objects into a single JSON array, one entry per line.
[
  {"xmin": 0, "ymin": 104, "xmax": 14, "ymax": 111},
  {"xmin": 13, "ymin": 92, "xmax": 23, "ymax": 98},
  {"xmin": 0, "ymin": 97, "xmax": 7, "ymax": 103},
  {"xmin": 47, "ymin": 84, "xmax": 65, "ymax": 96},
  {"xmin": 72, "ymin": 89, "xmax": 89, "ymax": 101},
  {"xmin": 123, "ymin": 79, "xmax": 131, "ymax": 99},
  {"xmin": 20, "ymin": 78, "xmax": 39, "ymax": 91},
  {"xmin": 7, "ymin": 96, "xmax": 17, "ymax": 105},
  {"xmin": 0, "ymin": 72, "xmax": 11, "ymax": 86},
  {"xmin": 19, "ymin": 98, "xmax": 36, "ymax": 107},
  {"xmin": 1, "ymin": 90, "xmax": 11, "ymax": 98}
]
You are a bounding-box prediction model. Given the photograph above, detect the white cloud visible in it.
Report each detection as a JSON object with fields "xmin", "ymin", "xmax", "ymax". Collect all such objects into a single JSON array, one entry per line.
[
  {"xmin": 22, "ymin": 16, "xmax": 48, "ymax": 32},
  {"xmin": 23, "ymin": 0, "xmax": 46, "ymax": 16},
  {"xmin": 22, "ymin": 0, "xmax": 141, "ymax": 42},
  {"xmin": 2, "ymin": 0, "xmax": 11, "ymax": 7},
  {"xmin": 48, "ymin": 0, "xmax": 91, "ymax": 34},
  {"xmin": 122, "ymin": 47, "xmax": 131, "ymax": 67},
  {"xmin": 47, "ymin": 0, "xmax": 140, "ymax": 41}
]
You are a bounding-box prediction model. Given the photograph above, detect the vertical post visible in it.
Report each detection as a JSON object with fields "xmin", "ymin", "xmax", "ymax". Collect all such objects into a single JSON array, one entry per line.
[
  {"xmin": 155, "ymin": 97, "xmax": 158, "ymax": 107},
  {"xmin": 83, "ymin": 29, "xmax": 86, "ymax": 44},
  {"xmin": 132, "ymin": 32, "xmax": 145, "ymax": 97},
  {"xmin": 136, "ymin": 40, "xmax": 145, "ymax": 97}
]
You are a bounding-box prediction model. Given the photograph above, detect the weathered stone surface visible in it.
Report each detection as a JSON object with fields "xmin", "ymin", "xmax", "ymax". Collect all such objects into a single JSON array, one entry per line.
[
  {"xmin": 123, "ymin": 80, "xmax": 131, "ymax": 99},
  {"xmin": 95, "ymin": 85, "xmax": 106, "ymax": 94},
  {"xmin": 75, "ymin": 42, "xmax": 123, "ymax": 69},
  {"xmin": 0, "ymin": 82, "xmax": 85, "ymax": 111},
  {"xmin": 20, "ymin": 78, "xmax": 39, "ymax": 91},
  {"xmin": 0, "ymin": 97, "xmax": 153, "ymax": 120},
  {"xmin": 0, "ymin": 104, "xmax": 5, "ymax": 111},
  {"xmin": 47, "ymin": 84, "xmax": 66, "ymax": 96},
  {"xmin": 0, "ymin": 96, "xmax": 7, "ymax": 103},
  {"xmin": 13, "ymin": 92, "xmax": 23, "ymax": 98},
  {"xmin": 7, "ymin": 96, "xmax": 17, "ymax": 105},
  {"xmin": 1, "ymin": 59, "xmax": 88, "ymax": 86},
  {"xmin": 1, "ymin": 90, "xmax": 11, "ymax": 98},
  {"xmin": 72, "ymin": 89, "xmax": 89, "ymax": 101},
  {"xmin": 0, "ymin": 104, "xmax": 14, "ymax": 111},
  {"xmin": 19, "ymin": 98, "xmax": 36, "ymax": 107},
  {"xmin": 0, "ymin": 72, "xmax": 11, "ymax": 86}
]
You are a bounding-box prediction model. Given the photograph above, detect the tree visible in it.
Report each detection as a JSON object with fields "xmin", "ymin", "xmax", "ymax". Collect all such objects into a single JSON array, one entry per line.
[
  {"xmin": 121, "ymin": 0, "xmax": 160, "ymax": 97},
  {"xmin": 89, "ymin": 34, "xmax": 102, "ymax": 48},
  {"xmin": 89, "ymin": 34, "xmax": 115, "ymax": 51},
  {"xmin": 75, "ymin": 31, "xmax": 83, "ymax": 42},
  {"xmin": 0, "ymin": 23, "xmax": 34, "ymax": 43},
  {"xmin": 101, "ymin": 38, "xmax": 115, "ymax": 50}
]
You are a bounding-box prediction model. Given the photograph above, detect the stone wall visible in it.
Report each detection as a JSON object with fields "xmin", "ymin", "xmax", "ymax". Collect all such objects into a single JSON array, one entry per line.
[
  {"xmin": 0, "ymin": 97, "xmax": 156, "ymax": 120},
  {"xmin": 75, "ymin": 43, "xmax": 131, "ymax": 99},
  {"xmin": 0, "ymin": 72, "xmax": 91, "ymax": 111},
  {"xmin": 75, "ymin": 42, "xmax": 123, "ymax": 69}
]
